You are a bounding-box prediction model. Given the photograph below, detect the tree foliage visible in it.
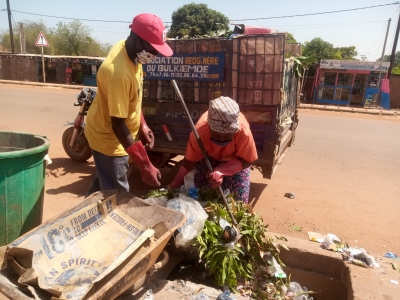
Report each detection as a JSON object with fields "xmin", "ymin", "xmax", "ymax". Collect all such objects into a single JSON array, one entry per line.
[
  {"xmin": 286, "ymin": 32, "xmax": 297, "ymax": 44},
  {"xmin": 167, "ymin": 3, "xmax": 230, "ymax": 39},
  {"xmin": 379, "ymin": 52, "xmax": 400, "ymax": 74},
  {"xmin": 379, "ymin": 52, "xmax": 400, "ymax": 65},
  {"xmin": 0, "ymin": 19, "xmax": 111, "ymax": 56},
  {"xmin": 302, "ymin": 37, "xmax": 358, "ymax": 62}
]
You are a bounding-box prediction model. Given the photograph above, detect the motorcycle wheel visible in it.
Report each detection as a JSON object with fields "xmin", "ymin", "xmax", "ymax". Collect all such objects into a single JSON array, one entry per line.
[{"xmin": 62, "ymin": 127, "xmax": 92, "ymax": 162}]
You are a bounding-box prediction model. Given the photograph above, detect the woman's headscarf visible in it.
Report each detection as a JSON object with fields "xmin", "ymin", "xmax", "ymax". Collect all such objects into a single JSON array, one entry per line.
[{"xmin": 207, "ymin": 96, "xmax": 240, "ymax": 134}]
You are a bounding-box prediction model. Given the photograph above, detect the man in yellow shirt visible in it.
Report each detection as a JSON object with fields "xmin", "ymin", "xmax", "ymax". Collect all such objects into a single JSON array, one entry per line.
[{"xmin": 85, "ymin": 13, "xmax": 173, "ymax": 196}]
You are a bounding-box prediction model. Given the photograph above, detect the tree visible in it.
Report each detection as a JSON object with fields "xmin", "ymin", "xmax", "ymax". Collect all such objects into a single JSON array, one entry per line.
[
  {"xmin": 286, "ymin": 32, "xmax": 297, "ymax": 44},
  {"xmin": 378, "ymin": 51, "xmax": 400, "ymax": 74},
  {"xmin": 167, "ymin": 3, "xmax": 230, "ymax": 39},
  {"xmin": 335, "ymin": 46, "xmax": 357, "ymax": 60},
  {"xmin": 0, "ymin": 19, "xmax": 53, "ymax": 55},
  {"xmin": 302, "ymin": 37, "xmax": 358, "ymax": 62},
  {"xmin": 302, "ymin": 38, "xmax": 339, "ymax": 62},
  {"xmin": 379, "ymin": 51, "xmax": 400, "ymax": 65},
  {"xmin": 0, "ymin": 19, "xmax": 110, "ymax": 56},
  {"xmin": 52, "ymin": 20, "xmax": 110, "ymax": 56}
]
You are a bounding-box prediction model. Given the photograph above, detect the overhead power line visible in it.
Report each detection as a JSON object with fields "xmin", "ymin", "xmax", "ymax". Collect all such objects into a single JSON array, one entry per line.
[
  {"xmin": 10, "ymin": 9, "xmax": 130, "ymax": 24},
  {"xmin": 4, "ymin": 3, "xmax": 399, "ymax": 24},
  {"xmin": 229, "ymin": 2, "xmax": 400, "ymax": 21}
]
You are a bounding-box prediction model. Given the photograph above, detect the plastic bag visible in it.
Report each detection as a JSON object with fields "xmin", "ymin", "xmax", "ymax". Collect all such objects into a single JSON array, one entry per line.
[
  {"xmin": 288, "ymin": 282, "xmax": 310, "ymax": 300},
  {"xmin": 321, "ymin": 233, "xmax": 341, "ymax": 249},
  {"xmin": 167, "ymin": 194, "xmax": 208, "ymax": 247},
  {"xmin": 191, "ymin": 293, "xmax": 210, "ymax": 300},
  {"xmin": 184, "ymin": 169, "xmax": 196, "ymax": 192},
  {"xmin": 343, "ymin": 247, "xmax": 380, "ymax": 268}
]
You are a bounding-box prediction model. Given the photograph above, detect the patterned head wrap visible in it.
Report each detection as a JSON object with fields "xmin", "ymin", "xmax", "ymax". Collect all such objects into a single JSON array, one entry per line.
[{"xmin": 207, "ymin": 96, "xmax": 240, "ymax": 134}]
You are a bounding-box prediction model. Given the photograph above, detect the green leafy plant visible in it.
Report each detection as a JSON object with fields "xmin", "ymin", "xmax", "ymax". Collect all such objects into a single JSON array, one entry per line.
[
  {"xmin": 292, "ymin": 56, "xmax": 317, "ymax": 78},
  {"xmin": 146, "ymin": 188, "xmax": 178, "ymax": 199},
  {"xmin": 197, "ymin": 201, "xmax": 286, "ymax": 291}
]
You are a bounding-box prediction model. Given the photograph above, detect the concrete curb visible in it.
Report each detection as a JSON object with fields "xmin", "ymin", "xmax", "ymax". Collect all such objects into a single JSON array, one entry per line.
[
  {"xmin": 0, "ymin": 79, "xmax": 84, "ymax": 90},
  {"xmin": 299, "ymin": 103, "xmax": 399, "ymax": 117}
]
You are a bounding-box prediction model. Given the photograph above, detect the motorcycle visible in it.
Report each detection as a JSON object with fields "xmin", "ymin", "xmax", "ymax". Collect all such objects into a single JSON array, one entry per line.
[{"xmin": 62, "ymin": 88, "xmax": 97, "ymax": 162}]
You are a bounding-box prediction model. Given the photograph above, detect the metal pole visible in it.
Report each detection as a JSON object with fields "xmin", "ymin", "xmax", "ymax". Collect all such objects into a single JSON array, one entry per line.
[
  {"xmin": 41, "ymin": 47, "xmax": 46, "ymax": 83},
  {"xmin": 381, "ymin": 19, "xmax": 392, "ymax": 62},
  {"xmin": 19, "ymin": 22, "xmax": 22, "ymax": 54},
  {"xmin": 388, "ymin": 10, "xmax": 400, "ymax": 78},
  {"xmin": 6, "ymin": 0, "xmax": 15, "ymax": 53}
]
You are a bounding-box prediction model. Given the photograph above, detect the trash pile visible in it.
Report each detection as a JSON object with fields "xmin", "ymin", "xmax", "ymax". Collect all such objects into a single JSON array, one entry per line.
[
  {"xmin": 146, "ymin": 187, "xmax": 314, "ymax": 299},
  {"xmin": 307, "ymin": 232, "xmax": 380, "ymax": 268}
]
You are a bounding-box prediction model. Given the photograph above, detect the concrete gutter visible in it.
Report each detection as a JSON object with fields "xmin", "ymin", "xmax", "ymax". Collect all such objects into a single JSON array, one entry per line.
[
  {"xmin": 277, "ymin": 234, "xmax": 400, "ymax": 300},
  {"xmin": 299, "ymin": 103, "xmax": 399, "ymax": 117}
]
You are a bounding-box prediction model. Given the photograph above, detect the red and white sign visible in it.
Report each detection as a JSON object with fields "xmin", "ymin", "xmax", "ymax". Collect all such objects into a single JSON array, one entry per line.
[{"xmin": 35, "ymin": 31, "xmax": 49, "ymax": 47}]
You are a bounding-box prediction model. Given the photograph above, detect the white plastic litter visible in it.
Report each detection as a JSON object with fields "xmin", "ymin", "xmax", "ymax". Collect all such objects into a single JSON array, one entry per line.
[
  {"xmin": 184, "ymin": 169, "xmax": 196, "ymax": 193},
  {"xmin": 343, "ymin": 247, "xmax": 380, "ymax": 268},
  {"xmin": 321, "ymin": 233, "xmax": 341, "ymax": 248},
  {"xmin": 167, "ymin": 194, "xmax": 208, "ymax": 247},
  {"xmin": 144, "ymin": 289, "xmax": 154, "ymax": 300}
]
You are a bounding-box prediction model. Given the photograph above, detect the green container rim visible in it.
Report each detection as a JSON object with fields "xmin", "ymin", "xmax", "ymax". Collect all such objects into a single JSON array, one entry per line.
[{"xmin": 0, "ymin": 130, "xmax": 50, "ymax": 159}]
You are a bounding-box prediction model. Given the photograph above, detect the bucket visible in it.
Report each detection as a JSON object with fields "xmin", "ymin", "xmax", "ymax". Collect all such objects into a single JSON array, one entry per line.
[{"xmin": 0, "ymin": 130, "xmax": 50, "ymax": 246}]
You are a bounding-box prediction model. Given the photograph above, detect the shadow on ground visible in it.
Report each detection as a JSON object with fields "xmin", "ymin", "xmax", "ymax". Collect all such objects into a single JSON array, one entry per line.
[
  {"xmin": 45, "ymin": 157, "xmax": 95, "ymax": 197},
  {"xmin": 248, "ymin": 182, "xmax": 268, "ymax": 207}
]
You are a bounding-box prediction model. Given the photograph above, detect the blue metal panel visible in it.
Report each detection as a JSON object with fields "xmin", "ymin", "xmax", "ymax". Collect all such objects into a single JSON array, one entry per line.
[{"xmin": 143, "ymin": 53, "xmax": 225, "ymax": 82}]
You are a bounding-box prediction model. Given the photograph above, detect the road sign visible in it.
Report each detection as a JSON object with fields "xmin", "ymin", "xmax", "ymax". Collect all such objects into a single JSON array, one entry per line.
[{"xmin": 35, "ymin": 31, "xmax": 49, "ymax": 47}]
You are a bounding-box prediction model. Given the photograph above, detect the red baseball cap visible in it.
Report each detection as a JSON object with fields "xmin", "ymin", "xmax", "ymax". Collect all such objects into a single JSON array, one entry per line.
[{"xmin": 129, "ymin": 13, "xmax": 173, "ymax": 57}]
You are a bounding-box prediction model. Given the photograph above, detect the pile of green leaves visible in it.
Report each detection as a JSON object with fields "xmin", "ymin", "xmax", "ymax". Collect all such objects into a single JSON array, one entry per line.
[
  {"xmin": 197, "ymin": 197, "xmax": 288, "ymax": 296},
  {"xmin": 146, "ymin": 188, "xmax": 178, "ymax": 199}
]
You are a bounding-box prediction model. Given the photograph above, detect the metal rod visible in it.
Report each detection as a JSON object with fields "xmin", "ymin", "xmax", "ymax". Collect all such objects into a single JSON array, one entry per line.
[
  {"xmin": 171, "ymin": 79, "xmax": 238, "ymax": 227},
  {"xmin": 41, "ymin": 47, "xmax": 46, "ymax": 83}
]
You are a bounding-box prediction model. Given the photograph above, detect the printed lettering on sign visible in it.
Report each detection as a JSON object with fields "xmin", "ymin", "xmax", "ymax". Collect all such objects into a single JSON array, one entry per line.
[
  {"xmin": 252, "ymin": 90, "xmax": 263, "ymax": 104},
  {"xmin": 143, "ymin": 53, "xmax": 225, "ymax": 82}
]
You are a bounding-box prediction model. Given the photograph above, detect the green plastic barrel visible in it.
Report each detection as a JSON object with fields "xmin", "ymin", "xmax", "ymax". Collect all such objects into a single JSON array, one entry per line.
[{"xmin": 0, "ymin": 131, "xmax": 50, "ymax": 246}]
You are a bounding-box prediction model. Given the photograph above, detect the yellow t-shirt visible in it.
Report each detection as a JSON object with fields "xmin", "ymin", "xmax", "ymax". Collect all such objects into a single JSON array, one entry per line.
[{"xmin": 85, "ymin": 40, "xmax": 143, "ymax": 156}]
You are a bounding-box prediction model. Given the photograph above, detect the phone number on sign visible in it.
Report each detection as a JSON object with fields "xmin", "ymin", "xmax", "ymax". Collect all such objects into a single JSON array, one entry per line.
[{"xmin": 167, "ymin": 73, "xmax": 219, "ymax": 79}]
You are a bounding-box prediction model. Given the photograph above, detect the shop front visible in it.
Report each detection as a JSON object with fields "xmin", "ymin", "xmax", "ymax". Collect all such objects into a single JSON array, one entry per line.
[
  {"xmin": 312, "ymin": 60, "xmax": 390, "ymax": 108},
  {"xmin": 67, "ymin": 57, "xmax": 102, "ymax": 86}
]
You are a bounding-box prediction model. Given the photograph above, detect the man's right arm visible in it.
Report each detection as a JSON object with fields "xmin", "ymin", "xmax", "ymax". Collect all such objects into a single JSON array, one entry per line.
[
  {"xmin": 110, "ymin": 117, "xmax": 135, "ymax": 148},
  {"xmin": 111, "ymin": 116, "xmax": 161, "ymax": 186}
]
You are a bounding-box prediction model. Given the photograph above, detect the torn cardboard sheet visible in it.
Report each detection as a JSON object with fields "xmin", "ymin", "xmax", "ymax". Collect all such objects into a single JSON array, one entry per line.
[{"xmin": 4, "ymin": 195, "xmax": 154, "ymax": 300}]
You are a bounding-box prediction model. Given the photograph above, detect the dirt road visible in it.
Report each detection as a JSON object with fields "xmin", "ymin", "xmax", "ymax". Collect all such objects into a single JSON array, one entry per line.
[{"xmin": 1, "ymin": 83, "xmax": 399, "ymax": 257}]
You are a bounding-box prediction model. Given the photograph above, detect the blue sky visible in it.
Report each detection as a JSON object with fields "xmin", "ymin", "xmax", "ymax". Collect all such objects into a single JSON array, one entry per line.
[{"xmin": 1, "ymin": 0, "xmax": 399, "ymax": 61}]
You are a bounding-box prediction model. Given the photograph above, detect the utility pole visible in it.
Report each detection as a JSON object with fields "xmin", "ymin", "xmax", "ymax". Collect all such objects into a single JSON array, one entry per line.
[
  {"xmin": 380, "ymin": 19, "xmax": 392, "ymax": 63},
  {"xmin": 6, "ymin": 0, "xmax": 15, "ymax": 53},
  {"xmin": 388, "ymin": 10, "xmax": 400, "ymax": 78},
  {"xmin": 19, "ymin": 22, "xmax": 26, "ymax": 54}
]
